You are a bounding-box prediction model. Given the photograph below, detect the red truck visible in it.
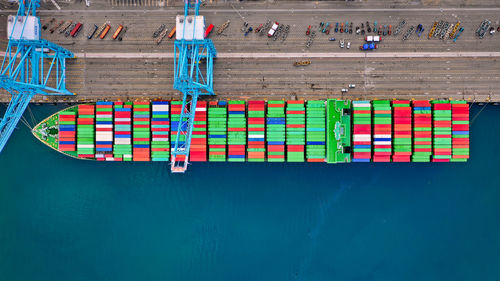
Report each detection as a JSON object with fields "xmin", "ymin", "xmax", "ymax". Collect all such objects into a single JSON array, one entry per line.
[
  {"xmin": 69, "ymin": 22, "xmax": 82, "ymax": 37},
  {"xmin": 204, "ymin": 24, "xmax": 214, "ymax": 38}
]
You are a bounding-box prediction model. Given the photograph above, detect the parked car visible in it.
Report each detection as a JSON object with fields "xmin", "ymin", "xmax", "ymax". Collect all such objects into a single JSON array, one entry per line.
[
  {"xmin": 153, "ymin": 24, "xmax": 166, "ymax": 38},
  {"xmin": 365, "ymin": 35, "xmax": 381, "ymax": 42},
  {"xmin": 268, "ymin": 22, "xmax": 279, "ymax": 37},
  {"xmin": 476, "ymin": 19, "xmax": 491, "ymax": 38},
  {"xmin": 64, "ymin": 23, "xmax": 76, "ymax": 37},
  {"xmin": 416, "ymin": 24, "xmax": 425, "ymax": 37},
  {"xmin": 70, "ymin": 22, "xmax": 83, "ymax": 37},
  {"xmin": 360, "ymin": 43, "xmax": 378, "ymax": 50},
  {"xmin": 204, "ymin": 24, "xmax": 214, "ymax": 38},
  {"xmin": 87, "ymin": 24, "xmax": 98, "ymax": 39},
  {"xmin": 339, "ymin": 39, "xmax": 345, "ymax": 48}
]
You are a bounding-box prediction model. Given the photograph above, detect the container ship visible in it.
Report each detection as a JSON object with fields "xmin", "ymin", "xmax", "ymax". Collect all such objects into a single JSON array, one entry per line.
[{"xmin": 32, "ymin": 100, "xmax": 470, "ymax": 163}]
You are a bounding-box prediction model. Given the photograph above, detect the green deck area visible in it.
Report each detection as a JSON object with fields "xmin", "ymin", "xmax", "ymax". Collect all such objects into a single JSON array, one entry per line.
[
  {"xmin": 32, "ymin": 111, "xmax": 59, "ymax": 151},
  {"xmin": 326, "ymin": 99, "xmax": 352, "ymax": 163},
  {"xmin": 32, "ymin": 106, "xmax": 79, "ymax": 158}
]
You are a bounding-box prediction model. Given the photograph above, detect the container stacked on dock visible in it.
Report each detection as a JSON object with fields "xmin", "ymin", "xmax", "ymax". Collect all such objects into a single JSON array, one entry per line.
[
  {"xmin": 58, "ymin": 108, "xmax": 77, "ymax": 152},
  {"xmin": 190, "ymin": 101, "xmax": 207, "ymax": 162},
  {"xmin": 132, "ymin": 102, "xmax": 151, "ymax": 161},
  {"xmin": 372, "ymin": 100, "xmax": 392, "ymax": 162},
  {"xmin": 351, "ymin": 101, "xmax": 372, "ymax": 162},
  {"xmin": 305, "ymin": 100, "xmax": 326, "ymax": 162},
  {"xmin": 247, "ymin": 101, "xmax": 266, "ymax": 162},
  {"xmin": 95, "ymin": 102, "xmax": 113, "ymax": 161},
  {"xmin": 208, "ymin": 101, "xmax": 227, "ymax": 161},
  {"xmin": 113, "ymin": 102, "xmax": 133, "ymax": 161},
  {"xmin": 170, "ymin": 101, "xmax": 186, "ymax": 163},
  {"xmin": 266, "ymin": 101, "xmax": 286, "ymax": 162},
  {"xmin": 431, "ymin": 101, "xmax": 452, "ymax": 162},
  {"xmin": 451, "ymin": 101, "xmax": 470, "ymax": 161},
  {"xmin": 76, "ymin": 104, "xmax": 95, "ymax": 158},
  {"xmin": 286, "ymin": 101, "xmax": 306, "ymax": 162},
  {"xmin": 412, "ymin": 101, "xmax": 432, "ymax": 162},
  {"xmin": 151, "ymin": 101, "xmax": 170, "ymax": 161},
  {"xmin": 227, "ymin": 101, "xmax": 246, "ymax": 162},
  {"xmin": 392, "ymin": 101, "xmax": 412, "ymax": 162}
]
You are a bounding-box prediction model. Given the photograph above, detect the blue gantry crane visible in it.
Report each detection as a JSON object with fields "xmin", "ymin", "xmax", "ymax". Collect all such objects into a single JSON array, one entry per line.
[
  {"xmin": 0, "ymin": 0, "xmax": 74, "ymax": 153},
  {"xmin": 170, "ymin": 0, "xmax": 217, "ymax": 173}
]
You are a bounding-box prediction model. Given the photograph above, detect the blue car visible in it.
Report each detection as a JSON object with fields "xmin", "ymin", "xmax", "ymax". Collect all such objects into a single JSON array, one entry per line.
[
  {"xmin": 416, "ymin": 24, "xmax": 425, "ymax": 37},
  {"xmin": 360, "ymin": 43, "xmax": 377, "ymax": 50}
]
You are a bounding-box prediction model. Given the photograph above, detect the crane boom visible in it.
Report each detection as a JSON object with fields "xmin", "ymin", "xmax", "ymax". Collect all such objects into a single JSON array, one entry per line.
[
  {"xmin": 0, "ymin": 0, "xmax": 74, "ymax": 153},
  {"xmin": 170, "ymin": 0, "xmax": 217, "ymax": 173}
]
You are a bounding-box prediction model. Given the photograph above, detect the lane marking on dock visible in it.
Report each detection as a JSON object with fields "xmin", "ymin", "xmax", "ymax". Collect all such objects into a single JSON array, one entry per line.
[
  {"xmin": 2, "ymin": 7, "xmax": 500, "ymax": 13},
  {"xmin": 66, "ymin": 52, "xmax": 500, "ymax": 59}
]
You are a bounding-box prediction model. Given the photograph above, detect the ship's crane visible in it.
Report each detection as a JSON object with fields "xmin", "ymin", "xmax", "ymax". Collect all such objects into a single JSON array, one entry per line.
[
  {"xmin": 0, "ymin": 0, "xmax": 74, "ymax": 153},
  {"xmin": 170, "ymin": 0, "xmax": 216, "ymax": 173}
]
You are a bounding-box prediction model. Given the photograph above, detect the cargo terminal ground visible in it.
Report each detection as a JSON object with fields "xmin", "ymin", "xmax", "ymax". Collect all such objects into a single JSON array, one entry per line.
[{"xmin": 0, "ymin": 1, "xmax": 499, "ymax": 102}]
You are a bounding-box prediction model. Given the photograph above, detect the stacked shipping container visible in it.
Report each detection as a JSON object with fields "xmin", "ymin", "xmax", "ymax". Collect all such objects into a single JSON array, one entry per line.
[
  {"xmin": 412, "ymin": 100, "xmax": 432, "ymax": 162},
  {"xmin": 113, "ymin": 102, "xmax": 133, "ymax": 161},
  {"xmin": 208, "ymin": 101, "xmax": 227, "ymax": 161},
  {"xmin": 305, "ymin": 100, "xmax": 326, "ymax": 162},
  {"xmin": 352, "ymin": 101, "xmax": 371, "ymax": 162},
  {"xmin": 190, "ymin": 101, "xmax": 208, "ymax": 162},
  {"xmin": 51, "ymin": 100, "xmax": 472, "ymax": 164},
  {"xmin": 133, "ymin": 102, "xmax": 151, "ymax": 161},
  {"xmin": 451, "ymin": 101, "xmax": 470, "ymax": 161},
  {"xmin": 76, "ymin": 104, "xmax": 95, "ymax": 158},
  {"xmin": 372, "ymin": 100, "xmax": 392, "ymax": 162},
  {"xmin": 247, "ymin": 101, "xmax": 266, "ymax": 162},
  {"xmin": 227, "ymin": 101, "xmax": 246, "ymax": 162},
  {"xmin": 286, "ymin": 101, "xmax": 306, "ymax": 162},
  {"xmin": 392, "ymin": 101, "xmax": 412, "ymax": 162},
  {"xmin": 151, "ymin": 101, "xmax": 170, "ymax": 161},
  {"xmin": 432, "ymin": 101, "xmax": 452, "ymax": 162},
  {"xmin": 95, "ymin": 101, "xmax": 114, "ymax": 161},
  {"xmin": 58, "ymin": 108, "xmax": 77, "ymax": 152},
  {"xmin": 170, "ymin": 101, "xmax": 186, "ymax": 163},
  {"xmin": 266, "ymin": 101, "xmax": 286, "ymax": 162}
]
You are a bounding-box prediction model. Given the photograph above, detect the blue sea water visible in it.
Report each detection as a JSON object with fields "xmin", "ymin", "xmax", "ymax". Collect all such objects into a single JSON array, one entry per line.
[{"xmin": 0, "ymin": 104, "xmax": 499, "ymax": 281}]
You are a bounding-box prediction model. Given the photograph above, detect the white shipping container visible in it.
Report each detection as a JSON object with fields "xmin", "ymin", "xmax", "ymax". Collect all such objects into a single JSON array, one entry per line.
[
  {"xmin": 374, "ymin": 141, "xmax": 392, "ymax": 145},
  {"xmin": 96, "ymin": 124, "xmax": 113, "ymax": 129},
  {"xmin": 249, "ymin": 134, "xmax": 264, "ymax": 138},
  {"xmin": 7, "ymin": 15, "xmax": 40, "ymax": 40},
  {"xmin": 152, "ymin": 138, "xmax": 169, "ymax": 142},
  {"xmin": 115, "ymin": 118, "xmax": 131, "ymax": 122},
  {"xmin": 77, "ymin": 144, "xmax": 94, "ymax": 148},
  {"xmin": 153, "ymin": 105, "xmax": 169, "ymax": 111},
  {"xmin": 353, "ymin": 135, "xmax": 371, "ymax": 141},
  {"xmin": 353, "ymin": 103, "xmax": 371, "ymax": 108},
  {"xmin": 374, "ymin": 134, "xmax": 392, "ymax": 138},
  {"xmin": 96, "ymin": 131, "xmax": 112, "ymax": 135},
  {"xmin": 196, "ymin": 107, "xmax": 207, "ymax": 111},
  {"xmin": 105, "ymin": 158, "xmax": 115, "ymax": 161},
  {"xmin": 96, "ymin": 137, "xmax": 113, "ymax": 141},
  {"xmin": 176, "ymin": 15, "xmax": 205, "ymax": 40},
  {"xmin": 115, "ymin": 139, "xmax": 131, "ymax": 145}
]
